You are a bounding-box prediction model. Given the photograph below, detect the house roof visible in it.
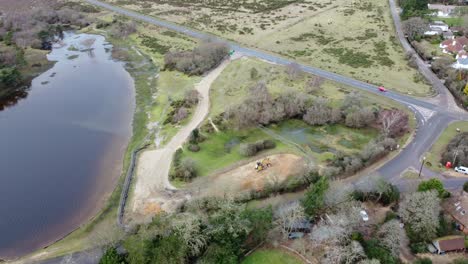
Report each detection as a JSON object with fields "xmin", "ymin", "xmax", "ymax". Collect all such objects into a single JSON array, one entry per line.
[
  {"xmin": 434, "ymin": 236, "xmax": 465, "ymax": 252},
  {"xmin": 441, "ymin": 37, "xmax": 468, "ymax": 53},
  {"xmin": 451, "ymin": 26, "xmax": 464, "ymax": 32},
  {"xmin": 458, "ymin": 57, "xmax": 468, "ymax": 65},
  {"xmin": 428, "ymin": 4, "xmax": 456, "ymax": 13},
  {"xmin": 432, "ymin": 21, "xmax": 449, "ymax": 26},
  {"xmin": 443, "ymin": 191, "xmax": 468, "ymax": 227}
]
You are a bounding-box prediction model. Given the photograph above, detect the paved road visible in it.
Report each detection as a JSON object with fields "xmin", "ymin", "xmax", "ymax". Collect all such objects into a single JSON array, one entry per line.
[{"xmin": 82, "ymin": 0, "xmax": 468, "ymax": 183}]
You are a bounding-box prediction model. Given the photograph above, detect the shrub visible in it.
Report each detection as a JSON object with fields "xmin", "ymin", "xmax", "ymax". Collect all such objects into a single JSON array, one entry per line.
[
  {"xmin": 239, "ymin": 140, "xmax": 276, "ymax": 157},
  {"xmin": 239, "ymin": 143, "xmax": 257, "ymax": 157},
  {"xmin": 184, "ymin": 89, "xmax": 200, "ymax": 106},
  {"xmin": 172, "ymin": 107, "xmax": 188, "ymax": 123},
  {"xmin": 363, "ymin": 239, "xmax": 399, "ymax": 264},
  {"xmin": 413, "ymin": 258, "xmax": 433, "ymax": 264},
  {"xmin": 418, "ymin": 178, "xmax": 450, "ymax": 198},
  {"xmin": 250, "ymin": 67, "xmax": 259, "ymax": 79},
  {"xmin": 174, "ymin": 158, "xmax": 198, "ymax": 181},
  {"xmin": 384, "ymin": 211, "xmax": 398, "ymax": 222},
  {"xmin": 188, "ymin": 144, "xmax": 200, "ymax": 152},
  {"xmin": 464, "ymin": 181, "xmax": 468, "ymax": 192},
  {"xmin": 173, "ymin": 148, "xmax": 183, "ymax": 168},
  {"xmin": 409, "ymin": 242, "xmax": 427, "ymax": 254},
  {"xmin": 441, "ymin": 132, "xmax": 468, "ymax": 167},
  {"xmin": 99, "ymin": 247, "xmax": 126, "ymax": 264},
  {"xmin": 164, "ymin": 42, "xmax": 229, "ymax": 75},
  {"xmin": 263, "ymin": 139, "xmax": 276, "ymax": 149}
]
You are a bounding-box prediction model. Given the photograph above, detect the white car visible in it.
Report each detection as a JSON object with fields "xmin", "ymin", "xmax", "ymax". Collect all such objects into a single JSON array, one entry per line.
[
  {"xmin": 455, "ymin": 166, "xmax": 468, "ymax": 175},
  {"xmin": 360, "ymin": 210, "xmax": 369, "ymax": 222}
]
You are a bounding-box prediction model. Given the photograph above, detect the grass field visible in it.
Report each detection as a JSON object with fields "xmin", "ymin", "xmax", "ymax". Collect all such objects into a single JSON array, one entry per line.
[
  {"xmin": 425, "ymin": 121, "xmax": 468, "ymax": 172},
  {"xmin": 172, "ymin": 56, "xmax": 410, "ymax": 180},
  {"xmin": 242, "ymin": 249, "xmax": 303, "ymax": 264},
  {"xmin": 210, "ymin": 57, "xmax": 408, "ymax": 117},
  {"xmin": 434, "ymin": 17, "xmax": 464, "ymax": 27},
  {"xmin": 106, "ymin": 0, "xmax": 432, "ymax": 96},
  {"xmin": 178, "ymin": 120, "xmax": 379, "ymax": 178}
]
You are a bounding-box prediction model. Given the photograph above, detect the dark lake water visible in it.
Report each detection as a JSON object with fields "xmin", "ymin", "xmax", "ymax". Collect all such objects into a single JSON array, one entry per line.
[{"xmin": 0, "ymin": 33, "xmax": 134, "ymax": 258}]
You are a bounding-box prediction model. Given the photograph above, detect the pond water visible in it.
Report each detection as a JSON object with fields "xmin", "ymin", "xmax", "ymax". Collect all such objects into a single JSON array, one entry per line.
[{"xmin": 0, "ymin": 32, "xmax": 134, "ymax": 258}]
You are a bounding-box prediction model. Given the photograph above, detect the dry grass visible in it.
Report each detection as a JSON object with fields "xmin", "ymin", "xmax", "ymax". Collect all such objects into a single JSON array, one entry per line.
[
  {"xmin": 0, "ymin": 0, "xmax": 46, "ymax": 11},
  {"xmin": 106, "ymin": 0, "xmax": 432, "ymax": 96}
]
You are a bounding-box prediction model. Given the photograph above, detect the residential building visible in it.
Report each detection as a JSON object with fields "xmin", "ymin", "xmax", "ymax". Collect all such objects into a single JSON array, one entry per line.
[
  {"xmin": 443, "ymin": 191, "xmax": 468, "ymax": 233},
  {"xmin": 428, "ymin": 4, "xmax": 457, "ymax": 17},
  {"xmin": 432, "ymin": 236, "xmax": 466, "ymax": 254},
  {"xmin": 430, "ymin": 21, "xmax": 450, "ymax": 32},
  {"xmin": 440, "ymin": 36, "xmax": 468, "ymax": 54}
]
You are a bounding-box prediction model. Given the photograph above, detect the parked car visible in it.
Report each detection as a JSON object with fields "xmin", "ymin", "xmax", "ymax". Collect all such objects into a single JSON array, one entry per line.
[
  {"xmin": 288, "ymin": 232, "xmax": 304, "ymax": 240},
  {"xmin": 378, "ymin": 86, "xmax": 387, "ymax": 92},
  {"xmin": 360, "ymin": 210, "xmax": 369, "ymax": 222},
  {"xmin": 455, "ymin": 166, "xmax": 468, "ymax": 175}
]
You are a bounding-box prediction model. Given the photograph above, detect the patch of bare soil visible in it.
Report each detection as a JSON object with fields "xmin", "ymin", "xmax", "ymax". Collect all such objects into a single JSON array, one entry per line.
[{"xmin": 188, "ymin": 154, "xmax": 305, "ymax": 198}]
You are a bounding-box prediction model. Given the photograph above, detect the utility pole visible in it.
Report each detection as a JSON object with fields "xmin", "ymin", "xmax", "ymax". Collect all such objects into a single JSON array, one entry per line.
[{"xmin": 419, "ymin": 156, "xmax": 426, "ymax": 178}]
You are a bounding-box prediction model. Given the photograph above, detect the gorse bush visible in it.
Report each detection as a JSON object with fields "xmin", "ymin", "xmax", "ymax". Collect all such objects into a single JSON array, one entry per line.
[{"xmin": 164, "ymin": 42, "xmax": 229, "ymax": 75}]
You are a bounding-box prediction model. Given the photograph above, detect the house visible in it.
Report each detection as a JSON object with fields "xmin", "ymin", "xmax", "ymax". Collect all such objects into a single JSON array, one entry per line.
[
  {"xmin": 440, "ymin": 36, "xmax": 468, "ymax": 54},
  {"xmin": 425, "ymin": 28, "xmax": 443, "ymax": 36},
  {"xmin": 428, "ymin": 4, "xmax": 457, "ymax": 17},
  {"xmin": 430, "ymin": 21, "xmax": 450, "ymax": 32},
  {"xmin": 443, "ymin": 191, "xmax": 468, "ymax": 233},
  {"xmin": 443, "ymin": 31, "xmax": 455, "ymax": 40},
  {"xmin": 454, "ymin": 51, "xmax": 468, "ymax": 69},
  {"xmin": 431, "ymin": 236, "xmax": 466, "ymax": 254}
]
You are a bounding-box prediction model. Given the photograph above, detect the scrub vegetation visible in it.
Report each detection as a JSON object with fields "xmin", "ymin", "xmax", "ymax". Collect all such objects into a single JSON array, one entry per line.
[
  {"xmin": 104, "ymin": 0, "xmax": 432, "ymax": 96},
  {"xmin": 0, "ymin": 0, "xmax": 96, "ymax": 101}
]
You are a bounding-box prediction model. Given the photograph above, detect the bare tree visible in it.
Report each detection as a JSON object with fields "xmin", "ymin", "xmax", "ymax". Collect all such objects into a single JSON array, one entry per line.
[
  {"xmin": 286, "ymin": 62, "xmax": 302, "ymax": 80},
  {"xmin": 184, "ymin": 89, "xmax": 200, "ymax": 106},
  {"xmin": 306, "ymin": 76, "xmax": 325, "ymax": 93},
  {"xmin": 325, "ymin": 240, "xmax": 366, "ymax": 264},
  {"xmin": 378, "ymin": 109, "xmax": 409, "ymax": 138},
  {"xmin": 341, "ymin": 91, "xmax": 362, "ymax": 112},
  {"xmin": 377, "ymin": 220, "xmax": 402, "ymax": 257},
  {"xmin": 402, "ymin": 17, "xmax": 428, "ymax": 41},
  {"xmin": 398, "ymin": 190, "xmax": 440, "ymax": 242},
  {"xmin": 275, "ymin": 201, "xmax": 305, "ymax": 239},
  {"xmin": 310, "ymin": 204, "xmax": 362, "ymax": 246},
  {"xmin": 173, "ymin": 107, "xmax": 189, "ymax": 123},
  {"xmin": 276, "ymin": 90, "xmax": 308, "ymax": 118},
  {"xmin": 303, "ymin": 97, "xmax": 333, "ymax": 125},
  {"xmin": 324, "ymin": 182, "xmax": 355, "ymax": 209},
  {"xmin": 345, "ymin": 106, "xmax": 376, "ymax": 128}
]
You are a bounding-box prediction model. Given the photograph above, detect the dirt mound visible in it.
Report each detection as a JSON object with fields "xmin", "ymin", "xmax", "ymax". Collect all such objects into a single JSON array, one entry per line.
[{"xmin": 189, "ymin": 153, "xmax": 305, "ymax": 197}]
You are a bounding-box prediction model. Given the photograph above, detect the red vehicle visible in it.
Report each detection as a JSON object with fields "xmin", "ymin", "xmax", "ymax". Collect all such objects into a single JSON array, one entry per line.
[{"xmin": 378, "ymin": 86, "xmax": 387, "ymax": 92}]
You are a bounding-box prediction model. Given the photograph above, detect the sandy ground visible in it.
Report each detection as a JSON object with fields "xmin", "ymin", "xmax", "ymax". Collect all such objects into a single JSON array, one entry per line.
[
  {"xmin": 188, "ymin": 153, "xmax": 305, "ymax": 198},
  {"xmin": 128, "ymin": 59, "xmax": 230, "ymax": 223}
]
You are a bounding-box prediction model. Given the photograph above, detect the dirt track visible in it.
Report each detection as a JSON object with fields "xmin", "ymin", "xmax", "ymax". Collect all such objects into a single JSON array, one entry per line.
[{"xmin": 129, "ymin": 60, "xmax": 230, "ymax": 222}]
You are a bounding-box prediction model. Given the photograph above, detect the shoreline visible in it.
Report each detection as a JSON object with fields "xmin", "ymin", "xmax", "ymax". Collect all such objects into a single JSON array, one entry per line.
[
  {"xmin": 8, "ymin": 29, "xmax": 155, "ymax": 263},
  {"xmin": 4, "ymin": 32, "xmax": 138, "ymax": 262}
]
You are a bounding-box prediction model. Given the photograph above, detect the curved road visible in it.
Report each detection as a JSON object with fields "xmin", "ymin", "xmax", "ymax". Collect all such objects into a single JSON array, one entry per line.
[
  {"xmin": 82, "ymin": 0, "xmax": 468, "ymax": 187},
  {"xmin": 31, "ymin": 1, "xmax": 468, "ymax": 263}
]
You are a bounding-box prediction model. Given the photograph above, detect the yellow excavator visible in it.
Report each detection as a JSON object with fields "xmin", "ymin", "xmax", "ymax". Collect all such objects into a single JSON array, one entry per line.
[{"xmin": 255, "ymin": 158, "xmax": 272, "ymax": 172}]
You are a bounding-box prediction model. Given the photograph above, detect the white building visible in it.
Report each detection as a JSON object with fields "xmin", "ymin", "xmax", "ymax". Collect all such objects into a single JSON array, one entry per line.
[
  {"xmin": 428, "ymin": 4, "xmax": 456, "ymax": 17},
  {"xmin": 430, "ymin": 21, "xmax": 449, "ymax": 32}
]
